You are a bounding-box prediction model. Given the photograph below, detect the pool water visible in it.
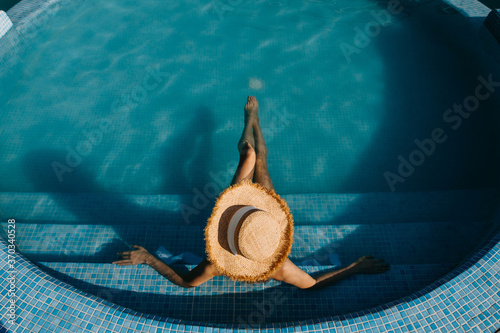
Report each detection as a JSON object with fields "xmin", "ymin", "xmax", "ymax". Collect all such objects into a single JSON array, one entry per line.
[
  {"xmin": 1, "ymin": 0, "xmax": 499, "ymax": 196},
  {"xmin": 1, "ymin": 0, "xmax": 500, "ymax": 327}
]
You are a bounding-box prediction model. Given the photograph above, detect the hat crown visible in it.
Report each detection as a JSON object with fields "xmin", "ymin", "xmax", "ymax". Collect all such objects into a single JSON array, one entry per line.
[
  {"xmin": 237, "ymin": 210, "xmax": 281, "ymax": 262},
  {"xmin": 205, "ymin": 181, "xmax": 294, "ymax": 282}
]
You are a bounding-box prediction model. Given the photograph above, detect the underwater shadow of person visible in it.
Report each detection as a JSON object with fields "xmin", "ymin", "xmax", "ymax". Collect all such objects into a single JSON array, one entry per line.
[
  {"xmin": 20, "ymin": 149, "xmax": 203, "ymax": 261},
  {"xmin": 21, "ymin": 106, "xmax": 218, "ymax": 227},
  {"xmin": 22, "ymin": 104, "xmax": 216, "ymax": 225},
  {"xmin": 159, "ymin": 105, "xmax": 216, "ymax": 195},
  {"xmin": 158, "ymin": 106, "xmax": 221, "ymax": 226},
  {"xmin": 20, "ymin": 106, "xmax": 218, "ymax": 260},
  {"xmin": 21, "ymin": 149, "xmax": 186, "ymax": 225}
]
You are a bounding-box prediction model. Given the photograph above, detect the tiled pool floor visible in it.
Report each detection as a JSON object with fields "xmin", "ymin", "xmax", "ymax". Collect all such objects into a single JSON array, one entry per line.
[{"xmin": 36, "ymin": 262, "xmax": 456, "ymax": 324}]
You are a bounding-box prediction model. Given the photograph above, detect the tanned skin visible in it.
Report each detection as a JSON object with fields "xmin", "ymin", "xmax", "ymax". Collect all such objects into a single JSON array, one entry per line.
[{"xmin": 114, "ymin": 96, "xmax": 390, "ymax": 289}]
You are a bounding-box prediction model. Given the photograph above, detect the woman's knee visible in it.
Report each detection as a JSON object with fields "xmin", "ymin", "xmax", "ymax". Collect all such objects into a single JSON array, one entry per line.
[{"xmin": 238, "ymin": 141, "xmax": 255, "ymax": 156}]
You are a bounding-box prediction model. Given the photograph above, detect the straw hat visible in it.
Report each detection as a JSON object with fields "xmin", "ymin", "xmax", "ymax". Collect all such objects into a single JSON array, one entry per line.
[{"xmin": 204, "ymin": 180, "xmax": 294, "ymax": 282}]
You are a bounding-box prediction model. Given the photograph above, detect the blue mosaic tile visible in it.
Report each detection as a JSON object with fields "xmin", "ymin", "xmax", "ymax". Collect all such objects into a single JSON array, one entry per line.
[
  {"xmin": 0, "ymin": 189, "xmax": 496, "ymax": 227},
  {"xmin": 1, "ymin": 226, "xmax": 500, "ymax": 332}
]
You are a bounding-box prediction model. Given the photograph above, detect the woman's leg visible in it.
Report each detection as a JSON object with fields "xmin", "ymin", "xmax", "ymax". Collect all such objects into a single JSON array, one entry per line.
[
  {"xmin": 246, "ymin": 97, "xmax": 274, "ymax": 191},
  {"xmin": 252, "ymin": 117, "xmax": 274, "ymax": 191},
  {"xmin": 230, "ymin": 97, "xmax": 257, "ymax": 185}
]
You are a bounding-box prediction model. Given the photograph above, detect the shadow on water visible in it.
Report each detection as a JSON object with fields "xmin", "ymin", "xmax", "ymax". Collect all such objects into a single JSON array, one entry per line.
[
  {"xmin": 270, "ymin": 0, "xmax": 499, "ymax": 319},
  {"xmin": 20, "ymin": 105, "xmax": 216, "ymax": 262},
  {"xmin": 336, "ymin": 0, "xmax": 500, "ymax": 193},
  {"xmin": 279, "ymin": 0, "xmax": 500, "ymax": 317},
  {"xmin": 22, "ymin": 149, "xmax": 185, "ymax": 223},
  {"xmin": 316, "ymin": 0, "xmax": 500, "ymax": 284},
  {"xmin": 329, "ymin": 0, "xmax": 500, "ymax": 271},
  {"xmin": 159, "ymin": 106, "xmax": 215, "ymax": 194},
  {"xmin": 316, "ymin": 0, "xmax": 499, "ymax": 276}
]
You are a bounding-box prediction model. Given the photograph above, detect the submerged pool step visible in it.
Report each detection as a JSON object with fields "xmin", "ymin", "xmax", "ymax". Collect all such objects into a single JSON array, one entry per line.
[
  {"xmin": 34, "ymin": 261, "xmax": 456, "ymax": 324},
  {"xmin": 3, "ymin": 220, "xmax": 492, "ymax": 266},
  {"xmin": 0, "ymin": 188, "xmax": 497, "ymax": 226}
]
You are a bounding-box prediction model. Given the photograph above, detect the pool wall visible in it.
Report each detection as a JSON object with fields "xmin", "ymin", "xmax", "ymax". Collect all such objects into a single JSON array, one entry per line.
[{"xmin": 1, "ymin": 1, "xmax": 500, "ymax": 332}]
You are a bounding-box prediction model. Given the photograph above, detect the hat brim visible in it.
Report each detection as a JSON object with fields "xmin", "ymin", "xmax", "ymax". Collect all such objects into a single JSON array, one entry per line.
[{"xmin": 204, "ymin": 180, "xmax": 294, "ymax": 283}]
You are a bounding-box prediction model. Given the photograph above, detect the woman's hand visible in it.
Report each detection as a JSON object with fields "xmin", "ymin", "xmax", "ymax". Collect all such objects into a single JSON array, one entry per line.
[
  {"xmin": 113, "ymin": 245, "xmax": 152, "ymax": 266},
  {"xmin": 351, "ymin": 255, "xmax": 390, "ymax": 274}
]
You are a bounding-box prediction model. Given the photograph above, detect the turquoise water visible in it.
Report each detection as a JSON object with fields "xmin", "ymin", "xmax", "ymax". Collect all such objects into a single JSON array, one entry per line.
[{"xmin": 1, "ymin": 0, "xmax": 500, "ymax": 197}]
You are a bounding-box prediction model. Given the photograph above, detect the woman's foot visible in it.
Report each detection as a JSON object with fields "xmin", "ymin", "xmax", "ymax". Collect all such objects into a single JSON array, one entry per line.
[{"xmin": 244, "ymin": 96, "xmax": 259, "ymax": 123}]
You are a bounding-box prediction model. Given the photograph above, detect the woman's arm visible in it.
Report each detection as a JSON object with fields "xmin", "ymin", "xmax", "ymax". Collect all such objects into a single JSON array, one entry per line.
[
  {"xmin": 113, "ymin": 245, "xmax": 219, "ymax": 288},
  {"xmin": 307, "ymin": 263, "xmax": 361, "ymax": 290},
  {"xmin": 272, "ymin": 256, "xmax": 390, "ymax": 290}
]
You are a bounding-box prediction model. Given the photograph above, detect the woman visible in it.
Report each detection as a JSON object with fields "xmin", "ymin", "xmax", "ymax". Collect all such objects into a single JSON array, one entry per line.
[{"xmin": 114, "ymin": 96, "xmax": 389, "ymax": 289}]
